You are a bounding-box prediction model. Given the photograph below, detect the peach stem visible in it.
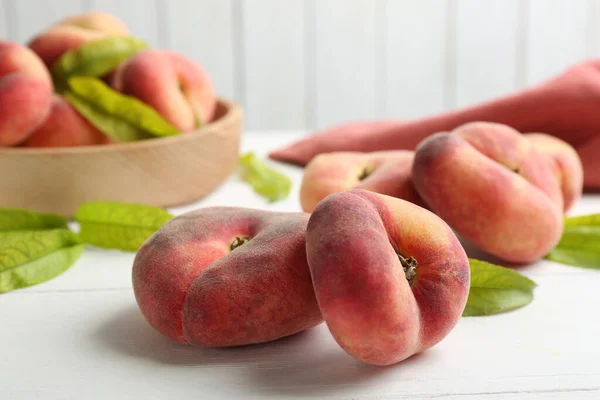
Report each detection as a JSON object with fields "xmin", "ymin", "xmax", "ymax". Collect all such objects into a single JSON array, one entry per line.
[
  {"xmin": 398, "ymin": 253, "xmax": 418, "ymax": 285},
  {"xmin": 230, "ymin": 236, "xmax": 250, "ymax": 251},
  {"xmin": 358, "ymin": 165, "xmax": 375, "ymax": 181}
]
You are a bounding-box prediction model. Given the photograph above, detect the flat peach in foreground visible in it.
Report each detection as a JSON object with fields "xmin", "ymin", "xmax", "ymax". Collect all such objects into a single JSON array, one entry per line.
[
  {"xmin": 28, "ymin": 12, "xmax": 129, "ymax": 68},
  {"xmin": 112, "ymin": 50, "xmax": 216, "ymax": 131},
  {"xmin": 525, "ymin": 133, "xmax": 583, "ymax": 212},
  {"xmin": 306, "ymin": 189, "xmax": 470, "ymax": 366},
  {"xmin": 413, "ymin": 122, "xmax": 564, "ymax": 263},
  {"xmin": 0, "ymin": 41, "xmax": 53, "ymax": 146},
  {"xmin": 300, "ymin": 151, "xmax": 424, "ymax": 212},
  {"xmin": 132, "ymin": 207, "xmax": 322, "ymax": 347},
  {"xmin": 24, "ymin": 95, "xmax": 110, "ymax": 147}
]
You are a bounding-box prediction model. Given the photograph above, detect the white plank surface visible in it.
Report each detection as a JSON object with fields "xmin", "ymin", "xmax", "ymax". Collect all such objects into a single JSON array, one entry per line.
[
  {"xmin": 164, "ymin": 0, "xmax": 237, "ymax": 101},
  {"xmin": 525, "ymin": 0, "xmax": 589, "ymax": 85},
  {"xmin": 314, "ymin": 0, "xmax": 377, "ymax": 128},
  {"xmin": 2, "ymin": 278, "xmax": 600, "ymax": 399},
  {"xmin": 12, "ymin": 0, "xmax": 86, "ymax": 44},
  {"xmin": 88, "ymin": 0, "xmax": 163, "ymax": 48},
  {"xmin": 241, "ymin": 0, "xmax": 307, "ymax": 130},
  {"xmin": 2, "ymin": 132, "xmax": 600, "ymax": 399},
  {"xmin": 455, "ymin": 0, "xmax": 521, "ymax": 107},
  {"xmin": 384, "ymin": 0, "xmax": 449, "ymax": 118}
]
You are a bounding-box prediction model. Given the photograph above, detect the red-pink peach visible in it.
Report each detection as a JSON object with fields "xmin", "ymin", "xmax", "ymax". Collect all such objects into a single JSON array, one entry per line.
[
  {"xmin": 24, "ymin": 95, "xmax": 110, "ymax": 147},
  {"xmin": 0, "ymin": 41, "xmax": 53, "ymax": 146},
  {"xmin": 300, "ymin": 150, "xmax": 424, "ymax": 212},
  {"xmin": 132, "ymin": 207, "xmax": 322, "ymax": 347},
  {"xmin": 306, "ymin": 189, "xmax": 470, "ymax": 366},
  {"xmin": 525, "ymin": 133, "xmax": 583, "ymax": 212},
  {"xmin": 413, "ymin": 122, "xmax": 564, "ymax": 263},
  {"xmin": 28, "ymin": 12, "xmax": 129, "ymax": 68},
  {"xmin": 112, "ymin": 50, "xmax": 216, "ymax": 131}
]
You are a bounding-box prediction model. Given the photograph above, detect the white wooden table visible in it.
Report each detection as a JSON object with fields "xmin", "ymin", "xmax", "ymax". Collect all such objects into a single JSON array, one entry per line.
[{"xmin": 2, "ymin": 132, "xmax": 600, "ymax": 400}]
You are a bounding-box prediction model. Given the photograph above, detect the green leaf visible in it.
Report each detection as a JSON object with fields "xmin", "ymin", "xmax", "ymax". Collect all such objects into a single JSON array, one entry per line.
[
  {"xmin": 64, "ymin": 92, "xmax": 154, "ymax": 143},
  {"xmin": 0, "ymin": 230, "xmax": 54, "ymax": 245},
  {"xmin": 65, "ymin": 92, "xmax": 152, "ymax": 142},
  {"xmin": 0, "ymin": 208, "xmax": 68, "ymax": 231},
  {"xmin": 52, "ymin": 36, "xmax": 148, "ymax": 92},
  {"xmin": 545, "ymin": 214, "xmax": 600, "ymax": 269},
  {"xmin": 463, "ymin": 259, "xmax": 537, "ymax": 317},
  {"xmin": 564, "ymin": 213, "xmax": 600, "ymax": 227},
  {"xmin": 239, "ymin": 152, "xmax": 292, "ymax": 202},
  {"xmin": 0, "ymin": 229, "xmax": 83, "ymax": 294},
  {"xmin": 75, "ymin": 202, "xmax": 173, "ymax": 251},
  {"xmin": 65, "ymin": 76, "xmax": 180, "ymax": 143}
]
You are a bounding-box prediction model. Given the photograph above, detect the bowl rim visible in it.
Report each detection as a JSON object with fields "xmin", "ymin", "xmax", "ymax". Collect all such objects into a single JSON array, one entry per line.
[{"xmin": 0, "ymin": 97, "xmax": 242, "ymax": 156}]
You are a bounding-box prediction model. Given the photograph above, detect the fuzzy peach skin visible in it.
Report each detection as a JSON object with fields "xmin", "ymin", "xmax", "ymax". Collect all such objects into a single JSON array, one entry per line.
[
  {"xmin": 413, "ymin": 122, "xmax": 564, "ymax": 264},
  {"xmin": 112, "ymin": 50, "xmax": 217, "ymax": 131},
  {"xmin": 23, "ymin": 95, "xmax": 110, "ymax": 147},
  {"xmin": 132, "ymin": 207, "xmax": 322, "ymax": 347},
  {"xmin": 28, "ymin": 12, "xmax": 129, "ymax": 68},
  {"xmin": 300, "ymin": 150, "xmax": 424, "ymax": 212},
  {"xmin": 525, "ymin": 133, "xmax": 583, "ymax": 213},
  {"xmin": 306, "ymin": 189, "xmax": 470, "ymax": 366},
  {"xmin": 0, "ymin": 41, "xmax": 53, "ymax": 146}
]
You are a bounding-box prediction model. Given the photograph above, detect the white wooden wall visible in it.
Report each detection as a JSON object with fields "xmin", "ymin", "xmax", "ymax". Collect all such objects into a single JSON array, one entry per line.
[{"xmin": 2, "ymin": 0, "xmax": 600, "ymax": 131}]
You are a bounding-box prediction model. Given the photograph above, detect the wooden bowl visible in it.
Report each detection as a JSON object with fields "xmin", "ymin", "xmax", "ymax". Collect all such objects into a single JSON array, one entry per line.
[{"xmin": 0, "ymin": 98, "xmax": 243, "ymax": 217}]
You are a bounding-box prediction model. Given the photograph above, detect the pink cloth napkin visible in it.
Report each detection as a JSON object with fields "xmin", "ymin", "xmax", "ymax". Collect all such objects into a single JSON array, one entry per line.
[{"xmin": 270, "ymin": 59, "xmax": 600, "ymax": 189}]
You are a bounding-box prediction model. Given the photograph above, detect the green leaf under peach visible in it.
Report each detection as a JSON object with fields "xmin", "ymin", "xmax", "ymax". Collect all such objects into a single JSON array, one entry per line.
[
  {"xmin": 545, "ymin": 213, "xmax": 600, "ymax": 269},
  {"xmin": 463, "ymin": 259, "xmax": 537, "ymax": 317}
]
